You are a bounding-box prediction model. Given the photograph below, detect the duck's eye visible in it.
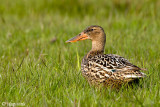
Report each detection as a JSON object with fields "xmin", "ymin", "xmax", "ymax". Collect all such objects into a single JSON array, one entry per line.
[
  {"xmin": 88, "ymin": 29, "xmax": 94, "ymax": 32},
  {"xmin": 90, "ymin": 29, "xmax": 94, "ymax": 31}
]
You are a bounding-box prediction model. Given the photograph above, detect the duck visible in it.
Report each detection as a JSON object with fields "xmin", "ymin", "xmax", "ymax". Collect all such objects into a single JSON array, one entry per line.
[{"xmin": 66, "ymin": 25, "xmax": 146, "ymax": 89}]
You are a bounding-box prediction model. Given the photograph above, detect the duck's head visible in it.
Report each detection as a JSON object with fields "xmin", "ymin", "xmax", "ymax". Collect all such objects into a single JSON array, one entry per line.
[
  {"xmin": 66, "ymin": 25, "xmax": 106, "ymax": 43},
  {"xmin": 66, "ymin": 25, "xmax": 106, "ymax": 53}
]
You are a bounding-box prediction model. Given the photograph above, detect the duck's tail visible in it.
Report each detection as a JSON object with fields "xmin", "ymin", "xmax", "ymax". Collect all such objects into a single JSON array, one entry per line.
[{"xmin": 122, "ymin": 71, "xmax": 147, "ymax": 83}]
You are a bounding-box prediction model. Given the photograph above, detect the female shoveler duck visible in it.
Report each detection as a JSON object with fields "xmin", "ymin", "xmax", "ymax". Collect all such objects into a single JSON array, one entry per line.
[{"xmin": 66, "ymin": 25, "xmax": 146, "ymax": 88}]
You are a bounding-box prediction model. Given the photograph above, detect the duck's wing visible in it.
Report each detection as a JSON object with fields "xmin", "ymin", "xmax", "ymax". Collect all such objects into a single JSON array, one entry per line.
[{"xmin": 86, "ymin": 54, "xmax": 146, "ymax": 80}]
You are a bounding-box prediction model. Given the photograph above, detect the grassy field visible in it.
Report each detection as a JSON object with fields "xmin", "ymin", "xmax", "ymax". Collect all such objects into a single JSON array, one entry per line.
[{"xmin": 0, "ymin": 0, "xmax": 160, "ymax": 106}]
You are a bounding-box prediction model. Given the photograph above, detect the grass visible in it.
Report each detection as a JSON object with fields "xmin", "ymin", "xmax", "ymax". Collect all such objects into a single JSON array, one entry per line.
[{"xmin": 0, "ymin": 0, "xmax": 160, "ymax": 106}]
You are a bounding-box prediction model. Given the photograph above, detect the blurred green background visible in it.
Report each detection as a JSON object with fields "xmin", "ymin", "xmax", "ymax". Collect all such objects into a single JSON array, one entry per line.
[{"xmin": 0, "ymin": 0, "xmax": 160, "ymax": 106}]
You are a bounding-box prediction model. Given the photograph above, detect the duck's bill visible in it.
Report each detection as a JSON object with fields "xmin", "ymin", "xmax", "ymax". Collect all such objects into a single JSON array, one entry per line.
[{"xmin": 66, "ymin": 32, "xmax": 89, "ymax": 43}]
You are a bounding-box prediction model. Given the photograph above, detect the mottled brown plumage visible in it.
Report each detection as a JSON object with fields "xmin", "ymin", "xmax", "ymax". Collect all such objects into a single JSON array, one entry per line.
[{"xmin": 66, "ymin": 25, "xmax": 146, "ymax": 89}]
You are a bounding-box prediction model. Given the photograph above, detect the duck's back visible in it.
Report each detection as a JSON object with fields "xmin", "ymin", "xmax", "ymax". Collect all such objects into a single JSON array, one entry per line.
[{"xmin": 81, "ymin": 54, "xmax": 146, "ymax": 87}]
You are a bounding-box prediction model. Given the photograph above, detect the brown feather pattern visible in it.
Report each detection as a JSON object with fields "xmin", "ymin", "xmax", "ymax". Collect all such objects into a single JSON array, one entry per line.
[{"xmin": 81, "ymin": 54, "xmax": 146, "ymax": 88}]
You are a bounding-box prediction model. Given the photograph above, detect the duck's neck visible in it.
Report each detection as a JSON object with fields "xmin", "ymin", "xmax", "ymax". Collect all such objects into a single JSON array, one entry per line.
[
  {"xmin": 87, "ymin": 39, "xmax": 106, "ymax": 58},
  {"xmin": 91, "ymin": 40, "xmax": 105, "ymax": 52}
]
